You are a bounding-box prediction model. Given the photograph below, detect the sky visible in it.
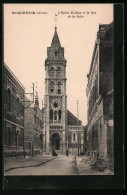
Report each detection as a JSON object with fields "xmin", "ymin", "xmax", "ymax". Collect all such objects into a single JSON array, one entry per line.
[{"xmin": 4, "ymin": 4, "xmax": 113, "ymax": 125}]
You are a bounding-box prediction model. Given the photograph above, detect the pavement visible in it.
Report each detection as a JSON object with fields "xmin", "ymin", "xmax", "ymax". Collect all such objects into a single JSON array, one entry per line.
[
  {"xmin": 76, "ymin": 155, "xmax": 114, "ymax": 175},
  {"xmin": 4, "ymin": 154, "xmax": 57, "ymax": 174}
]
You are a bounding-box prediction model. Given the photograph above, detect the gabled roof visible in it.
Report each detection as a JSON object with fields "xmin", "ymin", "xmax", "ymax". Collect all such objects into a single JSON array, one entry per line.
[
  {"xmin": 67, "ymin": 110, "xmax": 82, "ymax": 126},
  {"xmin": 51, "ymin": 27, "xmax": 61, "ymax": 47}
]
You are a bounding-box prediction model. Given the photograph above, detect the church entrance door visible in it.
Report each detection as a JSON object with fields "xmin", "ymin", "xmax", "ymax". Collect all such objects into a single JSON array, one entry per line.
[{"xmin": 51, "ymin": 133, "xmax": 60, "ymax": 150}]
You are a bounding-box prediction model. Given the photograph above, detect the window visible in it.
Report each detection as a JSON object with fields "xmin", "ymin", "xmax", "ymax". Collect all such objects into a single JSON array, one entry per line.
[
  {"xmin": 50, "ymin": 81, "xmax": 54, "ymax": 85},
  {"xmin": 16, "ymin": 98, "xmax": 20, "ymax": 115},
  {"xmin": 58, "ymin": 81, "xmax": 62, "ymax": 85},
  {"xmin": 58, "ymin": 89, "xmax": 61, "ymax": 94},
  {"xmin": 4, "ymin": 89, "xmax": 7, "ymax": 105},
  {"xmin": 59, "ymin": 110, "xmax": 61, "ymax": 120},
  {"xmin": 57, "ymin": 81, "xmax": 62, "ymax": 94},
  {"xmin": 50, "ymin": 110, "xmax": 53, "ymax": 120},
  {"xmin": 7, "ymin": 89, "xmax": 11, "ymax": 111},
  {"xmin": 54, "ymin": 111, "xmax": 57, "ymax": 121},
  {"xmin": 20, "ymin": 102, "xmax": 24, "ymax": 116},
  {"xmin": 50, "ymin": 87, "xmax": 54, "ymax": 93},
  {"xmin": 50, "ymin": 67, "xmax": 55, "ymax": 77},
  {"xmin": 57, "ymin": 67, "xmax": 61, "ymax": 77},
  {"xmin": 72, "ymin": 132, "xmax": 77, "ymax": 142},
  {"xmin": 73, "ymin": 133, "xmax": 76, "ymax": 141},
  {"xmin": 50, "ymin": 81, "xmax": 55, "ymax": 93},
  {"xmin": 55, "ymin": 50, "xmax": 59, "ymax": 57}
]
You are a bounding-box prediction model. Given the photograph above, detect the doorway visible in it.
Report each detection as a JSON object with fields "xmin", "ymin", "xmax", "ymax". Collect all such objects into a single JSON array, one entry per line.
[{"xmin": 51, "ymin": 133, "xmax": 60, "ymax": 150}]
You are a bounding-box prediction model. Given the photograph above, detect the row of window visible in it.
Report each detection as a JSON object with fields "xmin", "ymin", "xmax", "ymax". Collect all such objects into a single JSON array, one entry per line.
[
  {"xmin": 4, "ymin": 123, "xmax": 24, "ymax": 148},
  {"xmin": 4, "ymin": 88, "xmax": 24, "ymax": 116},
  {"xmin": 49, "ymin": 81, "xmax": 62, "ymax": 94},
  {"xmin": 50, "ymin": 110, "xmax": 61, "ymax": 121},
  {"xmin": 50, "ymin": 87, "xmax": 62, "ymax": 94},
  {"xmin": 50, "ymin": 126, "xmax": 63, "ymax": 129},
  {"xmin": 68, "ymin": 126, "xmax": 81, "ymax": 130},
  {"xmin": 49, "ymin": 67, "xmax": 63, "ymax": 77}
]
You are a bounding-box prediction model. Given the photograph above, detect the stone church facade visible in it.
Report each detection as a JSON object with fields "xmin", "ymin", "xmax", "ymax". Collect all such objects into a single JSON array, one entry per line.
[{"xmin": 43, "ymin": 27, "xmax": 84, "ymax": 155}]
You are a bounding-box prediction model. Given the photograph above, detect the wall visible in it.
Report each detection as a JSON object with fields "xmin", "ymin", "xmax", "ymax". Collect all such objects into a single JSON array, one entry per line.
[{"xmin": 4, "ymin": 63, "xmax": 25, "ymax": 157}]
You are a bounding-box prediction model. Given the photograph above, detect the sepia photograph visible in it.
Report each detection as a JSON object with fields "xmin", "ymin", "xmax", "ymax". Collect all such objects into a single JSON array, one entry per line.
[{"xmin": 3, "ymin": 3, "xmax": 114, "ymax": 178}]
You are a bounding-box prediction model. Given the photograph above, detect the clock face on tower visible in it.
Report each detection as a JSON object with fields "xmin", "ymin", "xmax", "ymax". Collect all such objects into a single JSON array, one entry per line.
[{"xmin": 51, "ymin": 100, "xmax": 60, "ymax": 109}]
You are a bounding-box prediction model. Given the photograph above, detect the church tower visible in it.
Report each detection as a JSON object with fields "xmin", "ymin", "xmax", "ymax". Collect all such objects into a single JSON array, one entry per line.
[{"xmin": 44, "ymin": 27, "xmax": 67, "ymax": 154}]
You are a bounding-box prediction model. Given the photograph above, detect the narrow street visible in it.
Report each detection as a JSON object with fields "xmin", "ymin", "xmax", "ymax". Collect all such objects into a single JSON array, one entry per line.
[{"xmin": 5, "ymin": 155, "xmax": 79, "ymax": 175}]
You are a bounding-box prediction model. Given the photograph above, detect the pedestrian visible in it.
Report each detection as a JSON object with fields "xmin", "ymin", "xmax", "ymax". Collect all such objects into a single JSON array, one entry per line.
[
  {"xmin": 66, "ymin": 149, "xmax": 69, "ymax": 157},
  {"xmin": 52, "ymin": 149, "xmax": 57, "ymax": 156}
]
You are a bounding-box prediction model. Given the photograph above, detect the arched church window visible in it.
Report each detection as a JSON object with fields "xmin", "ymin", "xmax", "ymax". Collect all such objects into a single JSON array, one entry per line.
[
  {"xmin": 50, "ymin": 67, "xmax": 55, "ymax": 77},
  {"xmin": 72, "ymin": 132, "xmax": 77, "ymax": 142},
  {"xmin": 58, "ymin": 88, "xmax": 61, "ymax": 94},
  {"xmin": 57, "ymin": 81, "xmax": 62, "ymax": 85},
  {"xmin": 50, "ymin": 110, "xmax": 53, "ymax": 120},
  {"xmin": 57, "ymin": 67, "xmax": 61, "ymax": 77},
  {"xmin": 54, "ymin": 111, "xmax": 57, "ymax": 121},
  {"xmin": 51, "ymin": 88, "xmax": 54, "ymax": 93},
  {"xmin": 73, "ymin": 133, "xmax": 76, "ymax": 141},
  {"xmin": 54, "ymin": 50, "xmax": 59, "ymax": 57},
  {"xmin": 50, "ymin": 81, "xmax": 54, "ymax": 85},
  {"xmin": 59, "ymin": 110, "xmax": 61, "ymax": 120}
]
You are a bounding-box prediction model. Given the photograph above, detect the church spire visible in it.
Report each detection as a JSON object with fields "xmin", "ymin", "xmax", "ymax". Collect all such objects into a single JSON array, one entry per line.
[{"xmin": 51, "ymin": 27, "xmax": 61, "ymax": 47}]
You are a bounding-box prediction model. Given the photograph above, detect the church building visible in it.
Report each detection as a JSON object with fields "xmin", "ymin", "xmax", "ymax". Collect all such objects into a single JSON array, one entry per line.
[{"xmin": 43, "ymin": 27, "xmax": 84, "ymax": 155}]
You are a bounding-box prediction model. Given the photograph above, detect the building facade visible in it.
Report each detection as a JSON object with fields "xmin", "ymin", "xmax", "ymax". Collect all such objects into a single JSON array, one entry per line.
[
  {"xmin": 86, "ymin": 22, "xmax": 114, "ymax": 169},
  {"xmin": 44, "ymin": 27, "xmax": 84, "ymax": 155},
  {"xmin": 4, "ymin": 63, "xmax": 25, "ymax": 157},
  {"xmin": 24, "ymin": 92, "xmax": 43, "ymax": 156}
]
